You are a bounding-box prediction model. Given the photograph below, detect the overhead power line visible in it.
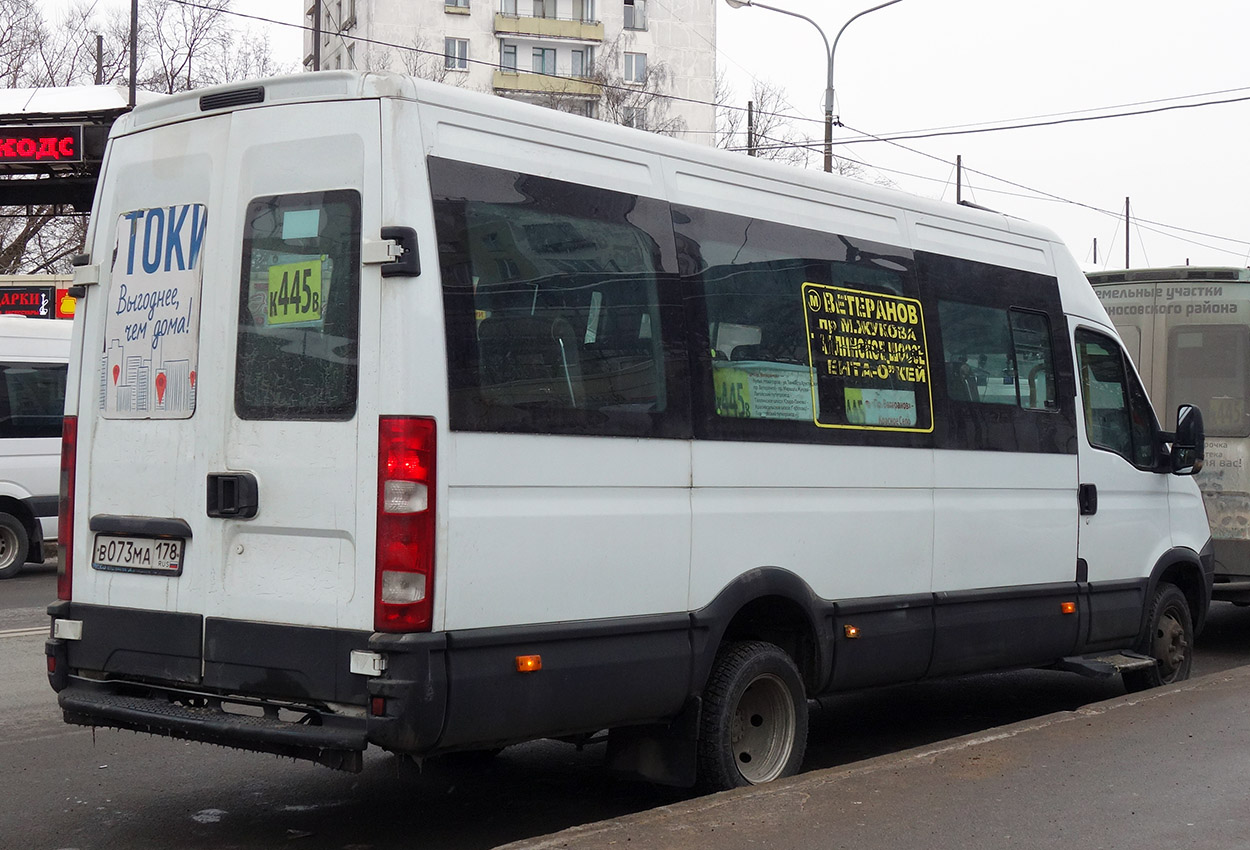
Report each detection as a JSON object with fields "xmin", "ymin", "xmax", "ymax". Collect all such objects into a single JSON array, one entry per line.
[{"xmin": 162, "ymin": 0, "xmax": 1250, "ymax": 262}]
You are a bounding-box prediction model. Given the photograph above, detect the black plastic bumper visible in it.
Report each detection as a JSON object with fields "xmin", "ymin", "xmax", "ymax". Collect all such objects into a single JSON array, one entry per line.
[{"xmin": 56, "ymin": 676, "xmax": 367, "ymax": 771}]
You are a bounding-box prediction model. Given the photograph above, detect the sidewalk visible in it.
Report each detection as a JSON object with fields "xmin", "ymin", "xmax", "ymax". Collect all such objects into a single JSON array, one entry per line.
[{"xmin": 502, "ymin": 666, "xmax": 1250, "ymax": 850}]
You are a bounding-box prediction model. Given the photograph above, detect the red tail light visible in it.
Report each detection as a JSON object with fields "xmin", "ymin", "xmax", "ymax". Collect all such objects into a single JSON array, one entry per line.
[
  {"xmin": 375, "ymin": 417, "xmax": 436, "ymax": 632},
  {"xmin": 57, "ymin": 415, "xmax": 77, "ymax": 601}
]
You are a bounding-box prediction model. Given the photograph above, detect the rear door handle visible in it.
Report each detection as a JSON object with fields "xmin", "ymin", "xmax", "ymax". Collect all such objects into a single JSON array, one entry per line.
[
  {"xmin": 1079, "ymin": 483, "xmax": 1098, "ymax": 516},
  {"xmin": 207, "ymin": 472, "xmax": 258, "ymax": 519}
]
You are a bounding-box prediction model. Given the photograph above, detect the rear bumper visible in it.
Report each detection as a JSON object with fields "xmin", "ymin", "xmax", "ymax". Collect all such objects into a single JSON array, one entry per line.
[
  {"xmin": 47, "ymin": 602, "xmax": 693, "ymax": 768},
  {"xmin": 46, "ymin": 600, "xmax": 376, "ymax": 771},
  {"xmin": 55, "ymin": 674, "xmax": 367, "ymax": 771}
]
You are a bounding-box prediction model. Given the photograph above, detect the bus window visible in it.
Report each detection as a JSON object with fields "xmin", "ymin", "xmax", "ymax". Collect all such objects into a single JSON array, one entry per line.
[
  {"xmin": 673, "ymin": 204, "xmax": 926, "ymax": 432},
  {"xmin": 236, "ymin": 190, "xmax": 362, "ymax": 421},
  {"xmin": 1166, "ymin": 326, "xmax": 1250, "ymax": 437},
  {"xmin": 431, "ymin": 157, "xmax": 681, "ymax": 438},
  {"xmin": 1077, "ymin": 328, "xmax": 1157, "ymax": 468},
  {"xmin": 935, "ymin": 303, "xmax": 1056, "ymax": 411}
]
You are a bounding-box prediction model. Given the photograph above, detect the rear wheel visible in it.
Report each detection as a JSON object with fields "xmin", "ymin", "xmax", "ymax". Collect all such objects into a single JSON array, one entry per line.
[
  {"xmin": 1122, "ymin": 582, "xmax": 1193, "ymax": 692},
  {"xmin": 0, "ymin": 512, "xmax": 29, "ymax": 579},
  {"xmin": 697, "ymin": 641, "xmax": 807, "ymax": 791}
]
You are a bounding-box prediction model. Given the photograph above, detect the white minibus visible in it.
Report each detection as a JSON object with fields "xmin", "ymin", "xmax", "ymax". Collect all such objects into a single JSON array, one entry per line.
[
  {"xmin": 0, "ymin": 314, "xmax": 70, "ymax": 578},
  {"xmin": 1089, "ymin": 266, "xmax": 1250, "ymax": 603},
  {"xmin": 48, "ymin": 72, "xmax": 1211, "ymax": 791}
]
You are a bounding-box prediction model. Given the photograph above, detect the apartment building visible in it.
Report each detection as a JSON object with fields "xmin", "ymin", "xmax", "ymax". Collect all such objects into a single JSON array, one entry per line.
[{"xmin": 304, "ymin": 0, "xmax": 716, "ymax": 142}]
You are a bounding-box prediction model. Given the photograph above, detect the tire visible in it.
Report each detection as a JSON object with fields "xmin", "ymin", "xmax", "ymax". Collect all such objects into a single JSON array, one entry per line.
[
  {"xmin": 697, "ymin": 640, "xmax": 808, "ymax": 791},
  {"xmin": 0, "ymin": 512, "xmax": 29, "ymax": 580},
  {"xmin": 1122, "ymin": 582, "xmax": 1194, "ymax": 692}
]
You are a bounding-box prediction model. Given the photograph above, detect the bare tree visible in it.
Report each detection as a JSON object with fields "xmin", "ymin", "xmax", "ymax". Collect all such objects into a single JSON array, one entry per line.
[
  {"xmin": 359, "ymin": 36, "xmax": 450, "ymax": 83},
  {"xmin": 715, "ymin": 73, "xmax": 813, "ymax": 168},
  {"xmin": 0, "ymin": 0, "xmax": 285, "ymax": 274},
  {"xmin": 591, "ymin": 36, "xmax": 684, "ymax": 135},
  {"xmin": 141, "ymin": 0, "xmax": 231, "ymax": 93},
  {"xmin": 714, "ymin": 72, "xmax": 894, "ymax": 187}
]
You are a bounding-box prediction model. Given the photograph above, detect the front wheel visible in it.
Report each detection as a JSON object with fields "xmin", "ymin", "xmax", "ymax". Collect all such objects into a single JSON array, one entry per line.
[
  {"xmin": 0, "ymin": 512, "xmax": 29, "ymax": 580},
  {"xmin": 1122, "ymin": 582, "xmax": 1193, "ymax": 692},
  {"xmin": 697, "ymin": 641, "xmax": 808, "ymax": 792}
]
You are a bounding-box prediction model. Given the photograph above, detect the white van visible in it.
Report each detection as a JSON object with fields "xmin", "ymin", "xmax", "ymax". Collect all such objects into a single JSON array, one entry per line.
[
  {"xmin": 48, "ymin": 72, "xmax": 1212, "ymax": 790},
  {"xmin": 0, "ymin": 314, "xmax": 70, "ymax": 579}
]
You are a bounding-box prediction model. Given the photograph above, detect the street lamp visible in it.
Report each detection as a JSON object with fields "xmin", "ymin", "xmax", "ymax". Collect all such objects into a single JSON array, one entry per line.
[{"xmin": 724, "ymin": 0, "xmax": 903, "ymax": 173}]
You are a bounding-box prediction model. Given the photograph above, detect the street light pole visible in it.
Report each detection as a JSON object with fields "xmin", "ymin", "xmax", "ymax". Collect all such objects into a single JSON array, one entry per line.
[{"xmin": 724, "ymin": 0, "xmax": 903, "ymax": 173}]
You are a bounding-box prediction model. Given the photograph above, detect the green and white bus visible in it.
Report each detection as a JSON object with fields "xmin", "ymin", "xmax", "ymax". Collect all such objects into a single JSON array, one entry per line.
[{"xmin": 1089, "ymin": 267, "xmax": 1248, "ymax": 602}]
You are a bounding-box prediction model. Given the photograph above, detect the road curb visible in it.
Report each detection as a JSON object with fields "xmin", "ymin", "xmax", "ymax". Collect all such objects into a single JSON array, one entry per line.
[{"xmin": 498, "ymin": 666, "xmax": 1250, "ymax": 850}]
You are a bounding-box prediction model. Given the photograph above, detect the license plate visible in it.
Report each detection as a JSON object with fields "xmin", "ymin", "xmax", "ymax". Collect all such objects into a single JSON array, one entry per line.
[{"xmin": 92, "ymin": 534, "xmax": 184, "ymax": 575}]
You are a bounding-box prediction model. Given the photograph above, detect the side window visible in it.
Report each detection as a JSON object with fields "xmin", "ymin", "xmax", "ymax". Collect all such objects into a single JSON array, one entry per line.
[
  {"xmin": 920, "ymin": 253, "xmax": 1075, "ymax": 455},
  {"xmin": 0, "ymin": 362, "xmax": 66, "ymax": 438},
  {"xmin": 937, "ymin": 302, "xmax": 1056, "ymax": 411},
  {"xmin": 430, "ymin": 157, "xmax": 685, "ymax": 438},
  {"xmin": 1076, "ymin": 328, "xmax": 1157, "ymax": 467},
  {"xmin": 236, "ymin": 190, "xmax": 361, "ymax": 420},
  {"xmin": 675, "ymin": 204, "xmax": 933, "ymax": 445}
]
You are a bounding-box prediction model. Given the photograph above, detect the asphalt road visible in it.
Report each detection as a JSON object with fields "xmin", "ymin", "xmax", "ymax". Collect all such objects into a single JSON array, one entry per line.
[{"xmin": 4, "ymin": 567, "xmax": 1250, "ymax": 850}]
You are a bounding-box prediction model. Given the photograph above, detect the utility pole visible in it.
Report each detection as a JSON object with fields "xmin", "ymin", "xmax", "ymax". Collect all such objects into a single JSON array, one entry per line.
[
  {"xmin": 1093, "ymin": 237, "xmax": 1098, "ymax": 265},
  {"xmin": 747, "ymin": 100, "xmax": 756, "ymax": 156},
  {"xmin": 956, "ymin": 154, "xmax": 962, "ymax": 204},
  {"xmin": 95, "ymin": 34, "xmax": 104, "ymax": 85},
  {"xmin": 128, "ymin": 0, "xmax": 137, "ymax": 107},
  {"xmin": 1124, "ymin": 197, "xmax": 1130, "ymax": 268}
]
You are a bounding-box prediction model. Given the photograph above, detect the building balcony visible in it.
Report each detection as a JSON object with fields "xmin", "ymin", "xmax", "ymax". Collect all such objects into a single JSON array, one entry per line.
[
  {"xmin": 494, "ymin": 13, "xmax": 604, "ymax": 41},
  {"xmin": 493, "ymin": 70, "xmax": 601, "ymax": 96}
]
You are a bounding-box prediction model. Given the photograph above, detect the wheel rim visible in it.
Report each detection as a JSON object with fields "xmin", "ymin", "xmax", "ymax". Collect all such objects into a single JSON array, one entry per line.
[
  {"xmin": 729, "ymin": 672, "xmax": 796, "ymax": 784},
  {"xmin": 1152, "ymin": 604, "xmax": 1190, "ymax": 682},
  {"xmin": 0, "ymin": 525, "xmax": 16, "ymax": 570}
]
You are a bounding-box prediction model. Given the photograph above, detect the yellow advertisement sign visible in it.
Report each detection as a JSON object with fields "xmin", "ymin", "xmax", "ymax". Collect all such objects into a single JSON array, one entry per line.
[{"xmin": 803, "ymin": 282, "xmax": 933, "ymax": 432}]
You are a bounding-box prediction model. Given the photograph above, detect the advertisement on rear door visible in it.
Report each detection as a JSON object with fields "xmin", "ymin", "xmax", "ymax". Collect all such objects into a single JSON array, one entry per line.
[{"xmin": 100, "ymin": 205, "xmax": 206, "ymax": 419}]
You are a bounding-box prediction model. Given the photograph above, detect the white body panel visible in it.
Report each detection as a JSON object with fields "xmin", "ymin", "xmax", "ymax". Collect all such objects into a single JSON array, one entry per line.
[
  {"xmin": 690, "ymin": 442, "xmax": 932, "ymax": 604},
  {"xmin": 1069, "ymin": 315, "xmax": 1175, "ymax": 583},
  {"xmin": 444, "ymin": 433, "xmax": 691, "ymax": 629}
]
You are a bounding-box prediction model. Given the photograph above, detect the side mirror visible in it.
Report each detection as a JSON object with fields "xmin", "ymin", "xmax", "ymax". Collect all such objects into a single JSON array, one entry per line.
[{"xmin": 1170, "ymin": 404, "xmax": 1205, "ymax": 475}]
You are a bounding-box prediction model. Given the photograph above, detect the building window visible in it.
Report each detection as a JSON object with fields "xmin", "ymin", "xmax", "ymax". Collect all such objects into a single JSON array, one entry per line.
[
  {"xmin": 501, "ymin": 43, "xmax": 517, "ymax": 71},
  {"xmin": 533, "ymin": 0, "xmax": 556, "ymax": 19},
  {"xmin": 445, "ymin": 38, "xmax": 469, "ymax": 70},
  {"xmin": 624, "ymin": 52, "xmax": 646, "ymax": 83},
  {"xmin": 501, "ymin": 0, "xmax": 517, "ymax": 14},
  {"xmin": 624, "ymin": 0, "xmax": 646, "ymax": 30},
  {"xmin": 572, "ymin": 0, "xmax": 593, "ymax": 22},
  {"xmin": 622, "ymin": 106, "xmax": 646, "ymax": 128},
  {"xmin": 532, "ymin": 47, "xmax": 556, "ymax": 75},
  {"xmin": 571, "ymin": 48, "xmax": 594, "ymax": 77},
  {"xmin": 446, "ymin": 0, "xmax": 469, "ymax": 7}
]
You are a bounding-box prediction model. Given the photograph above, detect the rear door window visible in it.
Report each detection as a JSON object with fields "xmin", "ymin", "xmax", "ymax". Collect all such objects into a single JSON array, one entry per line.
[{"xmin": 236, "ymin": 190, "xmax": 361, "ymax": 420}]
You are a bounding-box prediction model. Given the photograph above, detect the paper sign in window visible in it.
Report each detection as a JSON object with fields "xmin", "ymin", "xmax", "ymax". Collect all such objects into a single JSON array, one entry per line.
[{"xmin": 803, "ymin": 282, "xmax": 933, "ymax": 433}]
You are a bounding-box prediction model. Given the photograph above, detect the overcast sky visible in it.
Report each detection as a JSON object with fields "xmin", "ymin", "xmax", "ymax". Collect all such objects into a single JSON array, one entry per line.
[{"xmin": 89, "ymin": 1, "xmax": 1250, "ymax": 272}]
